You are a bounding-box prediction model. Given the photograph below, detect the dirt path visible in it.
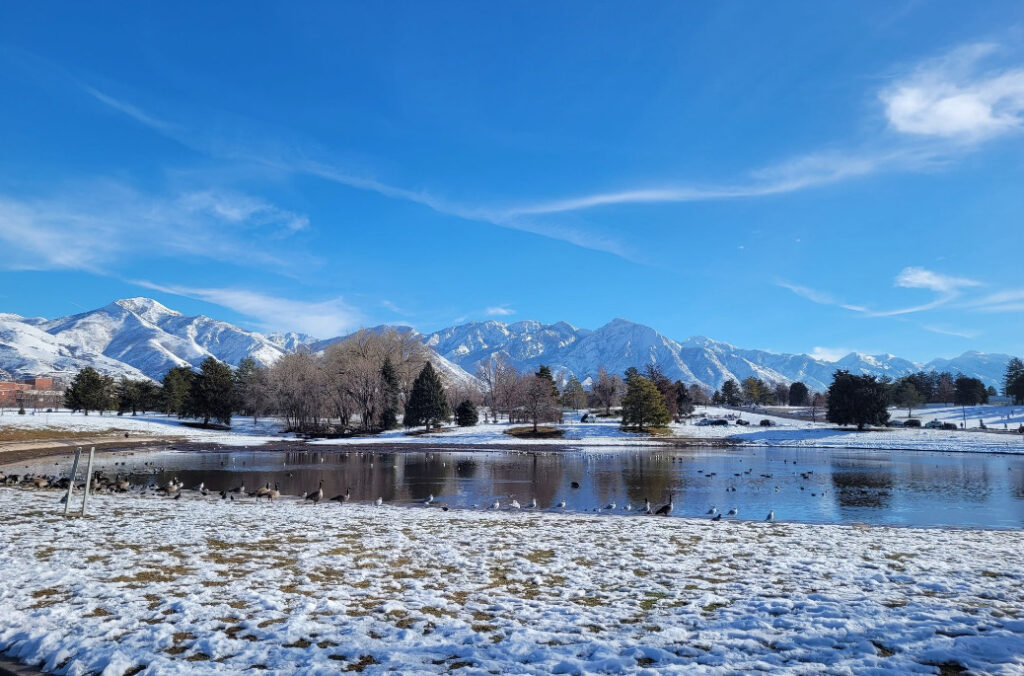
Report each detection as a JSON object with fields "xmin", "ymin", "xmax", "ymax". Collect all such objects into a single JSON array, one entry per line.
[{"xmin": 0, "ymin": 434, "xmax": 179, "ymax": 469}]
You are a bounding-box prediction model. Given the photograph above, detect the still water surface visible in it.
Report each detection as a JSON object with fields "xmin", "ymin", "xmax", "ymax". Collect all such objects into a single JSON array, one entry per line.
[{"xmin": 90, "ymin": 446, "xmax": 1024, "ymax": 529}]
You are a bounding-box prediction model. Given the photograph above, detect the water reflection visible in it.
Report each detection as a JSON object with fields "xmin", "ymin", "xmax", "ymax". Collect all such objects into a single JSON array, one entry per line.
[{"xmin": 72, "ymin": 445, "xmax": 1024, "ymax": 529}]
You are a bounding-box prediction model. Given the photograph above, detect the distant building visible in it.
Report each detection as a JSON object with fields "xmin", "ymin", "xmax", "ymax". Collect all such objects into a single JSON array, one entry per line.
[{"xmin": 0, "ymin": 377, "xmax": 64, "ymax": 409}]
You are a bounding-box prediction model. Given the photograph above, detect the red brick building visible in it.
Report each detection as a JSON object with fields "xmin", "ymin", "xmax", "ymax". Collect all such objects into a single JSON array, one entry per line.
[{"xmin": 0, "ymin": 378, "xmax": 63, "ymax": 408}]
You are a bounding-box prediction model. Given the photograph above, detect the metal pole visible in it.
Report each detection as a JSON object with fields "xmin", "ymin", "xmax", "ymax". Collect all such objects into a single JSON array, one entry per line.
[
  {"xmin": 81, "ymin": 446, "xmax": 95, "ymax": 517},
  {"xmin": 63, "ymin": 447, "xmax": 82, "ymax": 516}
]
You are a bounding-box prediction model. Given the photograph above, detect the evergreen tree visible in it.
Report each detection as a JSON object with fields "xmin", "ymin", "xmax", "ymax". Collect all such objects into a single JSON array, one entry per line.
[
  {"xmin": 536, "ymin": 365, "xmax": 560, "ymax": 400},
  {"xmin": 380, "ymin": 357, "xmax": 401, "ymax": 429},
  {"xmin": 621, "ymin": 376, "xmax": 671, "ymax": 431},
  {"xmin": 116, "ymin": 377, "xmax": 149, "ymax": 415},
  {"xmin": 185, "ymin": 357, "xmax": 235, "ymax": 426},
  {"xmin": 1004, "ymin": 357, "xmax": 1024, "ymax": 404},
  {"xmin": 560, "ymin": 375, "xmax": 587, "ymax": 411},
  {"xmin": 892, "ymin": 380, "xmax": 924, "ymax": 418},
  {"xmin": 455, "ymin": 399, "xmax": 479, "ymax": 427},
  {"xmin": 64, "ymin": 367, "xmax": 115, "ymax": 415},
  {"xmin": 404, "ymin": 362, "xmax": 450, "ymax": 431},
  {"xmin": 720, "ymin": 379, "xmax": 742, "ymax": 406},
  {"xmin": 675, "ymin": 381, "xmax": 694, "ymax": 418},
  {"xmin": 788, "ymin": 381, "xmax": 810, "ymax": 406},
  {"xmin": 711, "ymin": 389, "xmax": 724, "ymax": 405},
  {"xmin": 161, "ymin": 366, "xmax": 195, "ymax": 416},
  {"xmin": 954, "ymin": 374, "xmax": 988, "ymax": 407},
  {"xmin": 826, "ymin": 370, "xmax": 890, "ymax": 430},
  {"xmin": 644, "ymin": 364, "xmax": 679, "ymax": 418}
]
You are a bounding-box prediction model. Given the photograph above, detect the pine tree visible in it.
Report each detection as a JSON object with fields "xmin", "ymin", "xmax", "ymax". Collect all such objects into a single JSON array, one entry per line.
[
  {"xmin": 720, "ymin": 379, "xmax": 741, "ymax": 406},
  {"xmin": 455, "ymin": 399, "xmax": 479, "ymax": 427},
  {"xmin": 380, "ymin": 357, "xmax": 401, "ymax": 430},
  {"xmin": 621, "ymin": 376, "xmax": 671, "ymax": 431},
  {"xmin": 1004, "ymin": 357, "xmax": 1024, "ymax": 405},
  {"xmin": 788, "ymin": 381, "xmax": 810, "ymax": 406},
  {"xmin": 404, "ymin": 362, "xmax": 450, "ymax": 431},
  {"xmin": 675, "ymin": 381, "xmax": 694, "ymax": 418},
  {"xmin": 185, "ymin": 357, "xmax": 235, "ymax": 426},
  {"xmin": 161, "ymin": 366, "xmax": 195, "ymax": 416},
  {"xmin": 826, "ymin": 370, "xmax": 890, "ymax": 430},
  {"xmin": 536, "ymin": 365, "xmax": 560, "ymax": 399},
  {"xmin": 560, "ymin": 375, "xmax": 587, "ymax": 411},
  {"xmin": 64, "ymin": 367, "xmax": 114, "ymax": 415}
]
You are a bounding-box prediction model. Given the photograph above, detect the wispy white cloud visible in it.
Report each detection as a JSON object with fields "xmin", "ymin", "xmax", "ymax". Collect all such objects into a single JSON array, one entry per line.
[
  {"xmin": 0, "ymin": 183, "xmax": 311, "ymax": 274},
  {"xmin": 809, "ymin": 346, "xmax": 852, "ymax": 362},
  {"xmin": 881, "ymin": 43, "xmax": 1024, "ymax": 142},
  {"xmin": 133, "ymin": 280, "xmax": 361, "ymax": 337},
  {"xmin": 924, "ymin": 324, "xmax": 980, "ymax": 339},
  {"xmin": 781, "ymin": 266, "xmax": 987, "ymax": 319},
  {"xmin": 84, "ymin": 86, "xmax": 177, "ymax": 133},
  {"xmin": 775, "ymin": 280, "xmax": 838, "ymax": 306},
  {"xmin": 895, "ymin": 266, "xmax": 981, "ymax": 293},
  {"xmin": 485, "ymin": 306, "xmax": 515, "ymax": 317}
]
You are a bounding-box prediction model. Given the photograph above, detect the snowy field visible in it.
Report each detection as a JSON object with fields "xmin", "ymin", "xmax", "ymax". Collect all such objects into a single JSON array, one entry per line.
[
  {"xmin": 673, "ymin": 406, "xmax": 1024, "ymax": 455},
  {"xmin": 1, "ymin": 488, "xmax": 1022, "ymax": 675},
  {"xmin": 0, "ymin": 409, "xmax": 289, "ymax": 446},
  {"xmin": 5, "ymin": 406, "xmax": 1024, "ymax": 455}
]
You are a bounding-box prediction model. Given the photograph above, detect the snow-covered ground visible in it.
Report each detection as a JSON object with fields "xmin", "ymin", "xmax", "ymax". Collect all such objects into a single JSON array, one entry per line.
[
  {"xmin": 6, "ymin": 405, "xmax": 1024, "ymax": 455},
  {"xmin": 673, "ymin": 406, "xmax": 1024, "ymax": 454},
  {"xmin": 1, "ymin": 488, "xmax": 1022, "ymax": 675},
  {"xmin": 0, "ymin": 409, "xmax": 289, "ymax": 446}
]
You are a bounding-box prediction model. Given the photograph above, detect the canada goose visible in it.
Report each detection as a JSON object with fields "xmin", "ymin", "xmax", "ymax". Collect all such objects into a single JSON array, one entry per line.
[
  {"xmin": 706, "ymin": 506, "xmax": 717, "ymax": 515},
  {"xmin": 331, "ymin": 487, "xmax": 352, "ymax": 503},
  {"xmin": 255, "ymin": 482, "xmax": 272, "ymax": 499},
  {"xmin": 711, "ymin": 512, "xmax": 721, "ymax": 521},
  {"xmin": 374, "ymin": 496, "xmax": 383, "ymax": 506},
  {"xmin": 265, "ymin": 483, "xmax": 281, "ymax": 501},
  {"xmin": 230, "ymin": 481, "xmax": 245, "ymax": 494},
  {"xmin": 114, "ymin": 475, "xmax": 131, "ymax": 492},
  {"xmin": 32, "ymin": 476, "xmax": 50, "ymax": 489},
  {"xmin": 655, "ymin": 494, "xmax": 674, "ymax": 516},
  {"xmin": 305, "ymin": 480, "xmax": 324, "ymax": 504},
  {"xmin": 603, "ymin": 502, "xmax": 616, "ymax": 511},
  {"xmin": 726, "ymin": 507, "xmax": 738, "ymax": 516},
  {"xmin": 639, "ymin": 498, "xmax": 651, "ymax": 514},
  {"xmin": 527, "ymin": 498, "xmax": 537, "ymax": 509},
  {"xmin": 219, "ymin": 490, "xmax": 228, "ymax": 500},
  {"xmin": 193, "ymin": 481, "xmax": 205, "ymax": 493},
  {"xmin": 766, "ymin": 510, "xmax": 774, "ymax": 521}
]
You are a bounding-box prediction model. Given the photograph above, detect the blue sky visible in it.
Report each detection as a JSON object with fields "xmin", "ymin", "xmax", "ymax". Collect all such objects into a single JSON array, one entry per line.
[{"xmin": 1, "ymin": 2, "xmax": 1023, "ymax": 361}]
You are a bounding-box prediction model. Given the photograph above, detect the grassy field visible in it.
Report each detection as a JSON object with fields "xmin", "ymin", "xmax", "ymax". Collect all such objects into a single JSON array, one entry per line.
[{"xmin": 0, "ymin": 426, "xmax": 123, "ymax": 443}]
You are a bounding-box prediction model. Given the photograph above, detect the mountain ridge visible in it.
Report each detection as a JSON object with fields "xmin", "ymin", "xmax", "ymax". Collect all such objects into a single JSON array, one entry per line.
[{"xmin": 0, "ymin": 298, "xmax": 1012, "ymax": 391}]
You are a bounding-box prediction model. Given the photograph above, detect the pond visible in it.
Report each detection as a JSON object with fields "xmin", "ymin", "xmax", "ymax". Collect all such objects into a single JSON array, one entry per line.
[{"xmin": 64, "ymin": 445, "xmax": 1024, "ymax": 529}]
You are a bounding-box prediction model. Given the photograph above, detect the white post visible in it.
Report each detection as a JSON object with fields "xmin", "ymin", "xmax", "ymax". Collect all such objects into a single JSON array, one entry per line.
[
  {"xmin": 63, "ymin": 447, "xmax": 82, "ymax": 516},
  {"xmin": 81, "ymin": 446, "xmax": 96, "ymax": 517}
]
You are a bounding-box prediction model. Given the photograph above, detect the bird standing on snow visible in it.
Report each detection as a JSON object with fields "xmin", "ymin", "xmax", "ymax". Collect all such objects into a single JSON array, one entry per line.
[
  {"xmin": 639, "ymin": 498, "xmax": 651, "ymax": 514},
  {"xmin": 655, "ymin": 494, "xmax": 674, "ymax": 516},
  {"xmin": 374, "ymin": 496, "xmax": 383, "ymax": 506},
  {"xmin": 711, "ymin": 512, "xmax": 721, "ymax": 521},
  {"xmin": 766, "ymin": 510, "xmax": 774, "ymax": 521},
  {"xmin": 528, "ymin": 498, "xmax": 537, "ymax": 509},
  {"xmin": 305, "ymin": 480, "xmax": 324, "ymax": 504}
]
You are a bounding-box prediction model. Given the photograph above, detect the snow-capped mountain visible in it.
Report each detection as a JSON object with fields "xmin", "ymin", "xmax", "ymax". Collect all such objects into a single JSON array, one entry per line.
[
  {"xmin": 425, "ymin": 318, "xmax": 1012, "ymax": 391},
  {"xmin": 0, "ymin": 298, "xmax": 479, "ymax": 387},
  {"xmin": 0, "ymin": 299, "xmax": 1012, "ymax": 390}
]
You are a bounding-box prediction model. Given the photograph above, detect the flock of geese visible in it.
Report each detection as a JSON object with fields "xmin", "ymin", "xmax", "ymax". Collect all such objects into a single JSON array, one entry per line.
[{"xmin": 4, "ymin": 468, "xmax": 776, "ymax": 521}]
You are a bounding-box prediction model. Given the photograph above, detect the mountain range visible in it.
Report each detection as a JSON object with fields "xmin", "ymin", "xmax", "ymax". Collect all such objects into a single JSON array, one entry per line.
[{"xmin": 0, "ymin": 298, "xmax": 1011, "ymax": 391}]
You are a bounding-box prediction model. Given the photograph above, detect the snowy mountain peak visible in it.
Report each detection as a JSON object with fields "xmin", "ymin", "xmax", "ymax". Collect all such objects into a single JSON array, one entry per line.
[{"xmin": 112, "ymin": 297, "xmax": 181, "ymax": 324}]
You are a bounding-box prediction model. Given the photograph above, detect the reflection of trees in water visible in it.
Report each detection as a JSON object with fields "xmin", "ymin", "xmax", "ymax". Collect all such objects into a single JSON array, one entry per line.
[
  {"xmin": 403, "ymin": 453, "xmax": 452, "ymax": 501},
  {"xmin": 904, "ymin": 461, "xmax": 992, "ymax": 503},
  {"xmin": 620, "ymin": 453, "xmax": 678, "ymax": 506},
  {"xmin": 830, "ymin": 469, "xmax": 893, "ymax": 509},
  {"xmin": 489, "ymin": 453, "xmax": 563, "ymax": 507},
  {"xmin": 1013, "ymin": 463, "xmax": 1024, "ymax": 499}
]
